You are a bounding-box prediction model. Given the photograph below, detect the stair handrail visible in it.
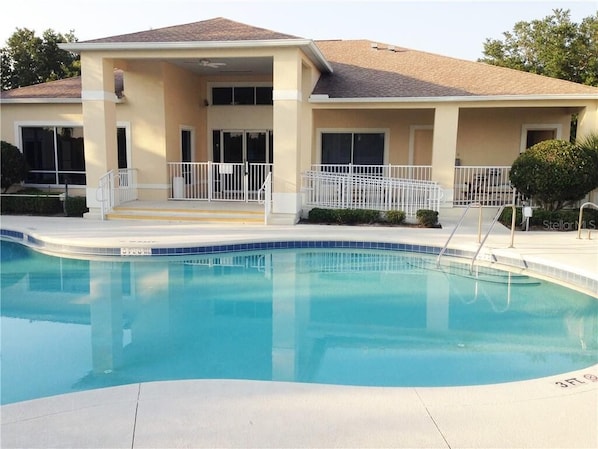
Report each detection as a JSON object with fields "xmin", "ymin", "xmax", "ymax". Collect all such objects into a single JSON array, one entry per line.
[
  {"xmin": 258, "ymin": 171, "xmax": 272, "ymax": 225},
  {"xmin": 577, "ymin": 202, "xmax": 598, "ymax": 239},
  {"xmin": 96, "ymin": 170, "xmax": 115, "ymax": 220}
]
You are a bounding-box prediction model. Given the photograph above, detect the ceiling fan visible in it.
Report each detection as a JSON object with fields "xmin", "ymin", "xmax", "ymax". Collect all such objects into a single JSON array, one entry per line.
[{"xmin": 198, "ymin": 59, "xmax": 226, "ymax": 68}]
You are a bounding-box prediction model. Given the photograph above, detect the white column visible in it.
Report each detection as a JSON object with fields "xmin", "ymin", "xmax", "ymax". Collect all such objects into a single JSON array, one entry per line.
[
  {"xmin": 131, "ymin": 266, "xmax": 171, "ymax": 353},
  {"xmin": 577, "ymin": 101, "xmax": 598, "ymax": 204},
  {"xmin": 81, "ymin": 55, "xmax": 118, "ymax": 218},
  {"xmin": 271, "ymin": 252, "xmax": 297, "ymax": 381},
  {"xmin": 576, "ymin": 100, "xmax": 598, "ymax": 140},
  {"xmin": 431, "ymin": 105, "xmax": 460, "ymax": 205},
  {"xmin": 426, "ymin": 273, "xmax": 449, "ymax": 331},
  {"xmin": 272, "ymin": 50, "xmax": 302, "ymax": 220},
  {"xmin": 90, "ymin": 261, "xmax": 123, "ymax": 374}
]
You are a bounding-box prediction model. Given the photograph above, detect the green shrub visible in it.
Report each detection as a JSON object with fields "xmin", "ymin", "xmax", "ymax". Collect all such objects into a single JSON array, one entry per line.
[
  {"xmin": 576, "ymin": 132, "xmax": 598, "ymax": 187},
  {"xmin": 307, "ymin": 207, "xmax": 430, "ymax": 226},
  {"xmin": 498, "ymin": 206, "xmax": 522, "ymax": 228},
  {"xmin": 337, "ymin": 208, "xmax": 380, "ymax": 224},
  {"xmin": 65, "ymin": 196, "xmax": 88, "ymax": 217},
  {"xmin": 509, "ymin": 139, "xmax": 598, "ymax": 211},
  {"xmin": 336, "ymin": 208, "xmax": 360, "ymax": 224},
  {"xmin": 308, "ymin": 207, "xmax": 339, "ymax": 223},
  {"xmin": 416, "ymin": 209, "xmax": 439, "ymax": 227},
  {"xmin": 499, "ymin": 207, "xmax": 598, "ymax": 231},
  {"xmin": 1, "ymin": 141, "xmax": 28, "ymax": 193},
  {"xmin": 576, "ymin": 132, "xmax": 598, "ymax": 154},
  {"xmin": 0, "ymin": 194, "xmax": 62, "ymax": 215},
  {"xmin": 384, "ymin": 209, "xmax": 406, "ymax": 224},
  {"xmin": 307, "ymin": 208, "xmax": 384, "ymax": 225}
]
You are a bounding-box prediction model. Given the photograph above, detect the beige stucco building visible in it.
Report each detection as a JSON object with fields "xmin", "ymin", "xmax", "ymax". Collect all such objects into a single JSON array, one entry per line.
[{"xmin": 1, "ymin": 18, "xmax": 597, "ymax": 223}]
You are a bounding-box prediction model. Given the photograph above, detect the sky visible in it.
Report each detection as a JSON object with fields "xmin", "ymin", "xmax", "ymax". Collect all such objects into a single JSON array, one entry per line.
[{"xmin": 1, "ymin": 0, "xmax": 596, "ymax": 61}]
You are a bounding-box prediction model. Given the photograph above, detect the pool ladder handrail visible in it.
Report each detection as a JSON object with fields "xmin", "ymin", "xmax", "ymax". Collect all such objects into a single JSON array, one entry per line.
[
  {"xmin": 577, "ymin": 202, "xmax": 598, "ymax": 240},
  {"xmin": 436, "ymin": 202, "xmax": 481, "ymax": 268},
  {"xmin": 469, "ymin": 203, "xmax": 517, "ymax": 272},
  {"xmin": 437, "ymin": 195, "xmax": 518, "ymax": 272}
]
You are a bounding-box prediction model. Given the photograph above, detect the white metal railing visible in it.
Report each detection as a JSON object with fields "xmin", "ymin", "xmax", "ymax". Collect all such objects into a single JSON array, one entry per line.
[
  {"xmin": 96, "ymin": 170, "xmax": 114, "ymax": 220},
  {"xmin": 168, "ymin": 162, "xmax": 272, "ymax": 202},
  {"xmin": 454, "ymin": 166, "xmax": 517, "ymax": 206},
  {"xmin": 311, "ymin": 164, "xmax": 432, "ymax": 181},
  {"xmin": 301, "ymin": 170, "xmax": 442, "ymax": 217},
  {"xmin": 258, "ymin": 171, "xmax": 272, "ymax": 224},
  {"xmin": 96, "ymin": 168, "xmax": 138, "ymax": 220},
  {"xmin": 116, "ymin": 168, "xmax": 138, "ymax": 204}
]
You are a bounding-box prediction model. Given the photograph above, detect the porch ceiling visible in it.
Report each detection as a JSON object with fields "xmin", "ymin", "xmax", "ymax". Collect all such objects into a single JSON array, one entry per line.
[{"xmin": 169, "ymin": 56, "xmax": 273, "ymax": 75}]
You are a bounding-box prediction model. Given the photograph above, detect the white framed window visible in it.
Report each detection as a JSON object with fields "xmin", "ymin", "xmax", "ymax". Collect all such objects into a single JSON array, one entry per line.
[
  {"xmin": 20, "ymin": 125, "xmax": 86, "ymax": 185},
  {"xmin": 208, "ymin": 82, "xmax": 273, "ymax": 106},
  {"xmin": 317, "ymin": 129, "xmax": 389, "ymax": 167},
  {"xmin": 520, "ymin": 124, "xmax": 562, "ymax": 152},
  {"xmin": 16, "ymin": 121, "xmax": 130, "ymax": 186}
]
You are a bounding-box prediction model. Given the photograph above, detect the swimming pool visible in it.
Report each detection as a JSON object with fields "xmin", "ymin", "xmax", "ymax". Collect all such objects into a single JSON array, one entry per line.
[{"xmin": 1, "ymin": 239, "xmax": 597, "ymax": 404}]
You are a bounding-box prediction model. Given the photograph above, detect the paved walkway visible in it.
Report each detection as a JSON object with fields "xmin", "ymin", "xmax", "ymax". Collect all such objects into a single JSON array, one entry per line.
[{"xmin": 1, "ymin": 214, "xmax": 597, "ymax": 448}]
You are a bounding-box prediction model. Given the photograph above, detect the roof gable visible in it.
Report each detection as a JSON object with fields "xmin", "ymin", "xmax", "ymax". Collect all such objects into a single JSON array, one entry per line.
[{"xmin": 81, "ymin": 17, "xmax": 302, "ymax": 44}]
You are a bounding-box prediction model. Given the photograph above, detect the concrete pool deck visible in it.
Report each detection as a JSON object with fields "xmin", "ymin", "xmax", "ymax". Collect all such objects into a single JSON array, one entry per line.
[{"xmin": 1, "ymin": 213, "xmax": 597, "ymax": 448}]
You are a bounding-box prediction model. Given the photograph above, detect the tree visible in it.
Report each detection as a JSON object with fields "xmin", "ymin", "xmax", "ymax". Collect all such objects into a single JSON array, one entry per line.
[
  {"xmin": 480, "ymin": 9, "xmax": 598, "ymax": 86},
  {"xmin": 1, "ymin": 141, "xmax": 28, "ymax": 193},
  {"xmin": 509, "ymin": 139, "xmax": 598, "ymax": 211},
  {"xmin": 1, "ymin": 28, "xmax": 80, "ymax": 91}
]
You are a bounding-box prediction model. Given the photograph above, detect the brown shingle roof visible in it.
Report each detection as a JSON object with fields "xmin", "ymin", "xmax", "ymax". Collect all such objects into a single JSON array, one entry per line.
[
  {"xmin": 0, "ymin": 76, "xmax": 82, "ymax": 100},
  {"xmin": 82, "ymin": 17, "xmax": 301, "ymax": 43},
  {"xmin": 0, "ymin": 71, "xmax": 124, "ymax": 100},
  {"xmin": 313, "ymin": 40, "xmax": 598, "ymax": 98},
  {"xmin": 3, "ymin": 24, "xmax": 598, "ymax": 102}
]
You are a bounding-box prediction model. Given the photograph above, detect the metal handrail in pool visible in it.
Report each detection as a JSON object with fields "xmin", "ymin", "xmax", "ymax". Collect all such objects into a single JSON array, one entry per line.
[
  {"xmin": 577, "ymin": 202, "xmax": 598, "ymax": 240},
  {"xmin": 436, "ymin": 202, "xmax": 482, "ymax": 267},
  {"xmin": 437, "ymin": 189, "xmax": 519, "ymax": 270}
]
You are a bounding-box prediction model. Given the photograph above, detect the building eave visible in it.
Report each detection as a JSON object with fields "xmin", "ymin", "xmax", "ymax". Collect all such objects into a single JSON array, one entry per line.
[
  {"xmin": 0, "ymin": 97, "xmax": 126, "ymax": 105},
  {"xmin": 0, "ymin": 98, "xmax": 83, "ymax": 104},
  {"xmin": 60, "ymin": 39, "xmax": 333, "ymax": 73},
  {"xmin": 309, "ymin": 94, "xmax": 598, "ymax": 104}
]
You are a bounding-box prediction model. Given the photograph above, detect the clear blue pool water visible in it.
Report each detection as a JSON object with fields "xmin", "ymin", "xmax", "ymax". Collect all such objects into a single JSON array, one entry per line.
[{"xmin": 1, "ymin": 239, "xmax": 597, "ymax": 404}]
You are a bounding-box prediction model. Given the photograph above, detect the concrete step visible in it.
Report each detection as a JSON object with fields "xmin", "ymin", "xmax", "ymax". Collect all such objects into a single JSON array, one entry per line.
[{"xmin": 106, "ymin": 205, "xmax": 264, "ymax": 224}]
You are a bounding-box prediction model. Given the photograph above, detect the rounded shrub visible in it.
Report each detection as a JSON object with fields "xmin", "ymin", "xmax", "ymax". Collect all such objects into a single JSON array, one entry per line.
[
  {"xmin": 385, "ymin": 209, "xmax": 406, "ymax": 225},
  {"xmin": 416, "ymin": 209, "xmax": 439, "ymax": 227},
  {"xmin": 509, "ymin": 139, "xmax": 598, "ymax": 211}
]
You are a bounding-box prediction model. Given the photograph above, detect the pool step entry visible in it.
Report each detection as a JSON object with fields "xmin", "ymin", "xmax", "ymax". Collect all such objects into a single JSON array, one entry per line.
[
  {"xmin": 106, "ymin": 204, "xmax": 264, "ymax": 224},
  {"xmin": 452, "ymin": 270, "xmax": 541, "ymax": 286},
  {"xmin": 429, "ymin": 261, "xmax": 541, "ymax": 286}
]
